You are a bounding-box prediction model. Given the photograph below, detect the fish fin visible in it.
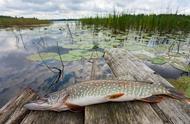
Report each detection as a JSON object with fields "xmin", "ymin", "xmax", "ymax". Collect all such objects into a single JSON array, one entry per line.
[
  {"xmin": 62, "ymin": 94, "xmax": 70, "ymax": 102},
  {"xmin": 166, "ymin": 87, "xmax": 186, "ymax": 99},
  {"xmin": 139, "ymin": 96, "xmax": 164, "ymax": 103},
  {"xmin": 106, "ymin": 93, "xmax": 125, "ymax": 99},
  {"xmin": 183, "ymin": 98, "xmax": 190, "ymax": 104},
  {"xmin": 166, "ymin": 87, "xmax": 190, "ymax": 104},
  {"xmin": 65, "ymin": 102, "xmax": 84, "ymax": 112},
  {"xmin": 51, "ymin": 106, "xmax": 69, "ymax": 112}
]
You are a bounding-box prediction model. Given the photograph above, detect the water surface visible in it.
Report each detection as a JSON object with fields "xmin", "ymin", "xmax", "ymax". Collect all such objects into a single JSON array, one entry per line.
[{"xmin": 0, "ymin": 21, "xmax": 189, "ymax": 107}]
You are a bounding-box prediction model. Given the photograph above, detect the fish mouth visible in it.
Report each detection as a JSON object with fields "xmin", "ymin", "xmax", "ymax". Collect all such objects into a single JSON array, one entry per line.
[{"xmin": 24, "ymin": 99, "xmax": 52, "ymax": 111}]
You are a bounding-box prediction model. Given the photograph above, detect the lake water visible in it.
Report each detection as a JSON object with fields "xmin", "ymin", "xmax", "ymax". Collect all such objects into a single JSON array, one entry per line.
[
  {"xmin": 0, "ymin": 21, "xmax": 187, "ymax": 107},
  {"xmin": 0, "ymin": 21, "xmax": 111, "ymax": 107}
]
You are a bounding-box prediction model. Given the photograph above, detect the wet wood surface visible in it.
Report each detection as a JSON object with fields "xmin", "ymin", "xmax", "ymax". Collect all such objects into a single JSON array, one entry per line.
[
  {"xmin": 0, "ymin": 48, "xmax": 190, "ymax": 124},
  {"xmin": 101, "ymin": 48, "xmax": 190, "ymax": 124},
  {"xmin": 0, "ymin": 88, "xmax": 37, "ymax": 124}
]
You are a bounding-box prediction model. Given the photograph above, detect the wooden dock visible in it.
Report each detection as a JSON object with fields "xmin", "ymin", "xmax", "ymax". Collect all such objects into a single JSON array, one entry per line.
[{"xmin": 0, "ymin": 48, "xmax": 190, "ymax": 124}]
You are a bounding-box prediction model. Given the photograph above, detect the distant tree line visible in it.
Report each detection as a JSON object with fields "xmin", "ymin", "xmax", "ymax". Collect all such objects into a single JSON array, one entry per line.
[{"xmin": 0, "ymin": 15, "xmax": 50, "ymax": 27}]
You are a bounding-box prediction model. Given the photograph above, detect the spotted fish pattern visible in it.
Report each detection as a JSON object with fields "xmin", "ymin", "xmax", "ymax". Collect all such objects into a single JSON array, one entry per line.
[{"xmin": 24, "ymin": 80, "xmax": 190, "ymax": 112}]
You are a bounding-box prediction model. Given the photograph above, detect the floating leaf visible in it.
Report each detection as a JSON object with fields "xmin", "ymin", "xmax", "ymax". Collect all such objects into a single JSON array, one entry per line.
[
  {"xmin": 149, "ymin": 57, "xmax": 166, "ymax": 65},
  {"xmin": 27, "ymin": 52, "xmax": 58, "ymax": 61},
  {"xmin": 55, "ymin": 49, "xmax": 103, "ymax": 61}
]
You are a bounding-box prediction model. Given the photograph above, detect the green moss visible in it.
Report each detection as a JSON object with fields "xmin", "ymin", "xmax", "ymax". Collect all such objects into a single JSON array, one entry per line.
[
  {"xmin": 150, "ymin": 56, "xmax": 166, "ymax": 65},
  {"xmin": 169, "ymin": 76, "xmax": 190, "ymax": 97}
]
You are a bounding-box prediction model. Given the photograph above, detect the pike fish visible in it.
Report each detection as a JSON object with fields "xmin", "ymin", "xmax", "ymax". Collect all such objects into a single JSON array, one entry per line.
[{"xmin": 24, "ymin": 80, "xmax": 190, "ymax": 112}]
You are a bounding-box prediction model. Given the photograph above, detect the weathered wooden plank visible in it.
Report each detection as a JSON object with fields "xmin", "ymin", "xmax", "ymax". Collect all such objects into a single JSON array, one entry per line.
[
  {"xmin": 21, "ymin": 111, "xmax": 84, "ymax": 124},
  {"xmin": 85, "ymin": 49, "xmax": 164, "ymax": 124},
  {"xmin": 0, "ymin": 88, "xmax": 37, "ymax": 124},
  {"xmin": 85, "ymin": 102, "xmax": 164, "ymax": 124},
  {"xmin": 104, "ymin": 48, "xmax": 190, "ymax": 124}
]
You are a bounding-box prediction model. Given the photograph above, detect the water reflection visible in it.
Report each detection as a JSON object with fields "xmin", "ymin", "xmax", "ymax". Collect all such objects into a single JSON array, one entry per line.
[{"xmin": 0, "ymin": 21, "xmax": 112, "ymax": 107}]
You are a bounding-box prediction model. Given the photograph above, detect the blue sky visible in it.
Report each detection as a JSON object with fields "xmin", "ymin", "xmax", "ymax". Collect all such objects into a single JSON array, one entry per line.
[{"xmin": 0, "ymin": 0, "xmax": 189, "ymax": 19}]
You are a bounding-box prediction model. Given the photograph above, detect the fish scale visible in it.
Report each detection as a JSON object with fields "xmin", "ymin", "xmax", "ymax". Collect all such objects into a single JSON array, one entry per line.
[
  {"xmin": 24, "ymin": 80, "xmax": 190, "ymax": 112},
  {"xmin": 67, "ymin": 80, "xmax": 168, "ymax": 103}
]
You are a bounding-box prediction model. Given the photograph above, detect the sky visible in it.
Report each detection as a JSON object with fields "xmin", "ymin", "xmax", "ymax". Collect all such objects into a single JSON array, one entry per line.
[{"xmin": 0, "ymin": 0, "xmax": 190, "ymax": 19}]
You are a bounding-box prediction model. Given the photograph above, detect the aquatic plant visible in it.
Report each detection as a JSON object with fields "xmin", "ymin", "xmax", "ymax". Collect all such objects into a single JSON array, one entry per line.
[
  {"xmin": 169, "ymin": 76, "xmax": 190, "ymax": 97},
  {"xmin": 27, "ymin": 50, "xmax": 103, "ymax": 62},
  {"xmin": 149, "ymin": 56, "xmax": 167, "ymax": 65},
  {"xmin": 56, "ymin": 50, "xmax": 103, "ymax": 61},
  {"xmin": 80, "ymin": 14, "xmax": 190, "ymax": 34}
]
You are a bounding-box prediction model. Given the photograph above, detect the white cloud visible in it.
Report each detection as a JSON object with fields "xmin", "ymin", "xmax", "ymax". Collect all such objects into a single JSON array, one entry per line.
[{"xmin": 0, "ymin": 0, "xmax": 189, "ymax": 19}]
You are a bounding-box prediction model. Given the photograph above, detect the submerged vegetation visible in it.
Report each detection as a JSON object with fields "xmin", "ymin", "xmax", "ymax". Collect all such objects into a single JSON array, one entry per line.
[
  {"xmin": 80, "ymin": 12, "xmax": 190, "ymax": 74},
  {"xmin": 0, "ymin": 16, "xmax": 50, "ymax": 27},
  {"xmin": 80, "ymin": 13, "xmax": 190, "ymax": 33},
  {"xmin": 169, "ymin": 76, "xmax": 190, "ymax": 97}
]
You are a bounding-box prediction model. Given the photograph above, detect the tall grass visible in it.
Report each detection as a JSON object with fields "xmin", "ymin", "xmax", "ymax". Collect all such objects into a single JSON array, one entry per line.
[
  {"xmin": 80, "ymin": 13, "xmax": 190, "ymax": 34},
  {"xmin": 0, "ymin": 16, "xmax": 50, "ymax": 27}
]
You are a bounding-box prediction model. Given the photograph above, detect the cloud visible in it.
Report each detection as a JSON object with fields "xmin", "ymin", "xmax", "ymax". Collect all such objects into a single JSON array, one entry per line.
[{"xmin": 0, "ymin": 0, "xmax": 189, "ymax": 19}]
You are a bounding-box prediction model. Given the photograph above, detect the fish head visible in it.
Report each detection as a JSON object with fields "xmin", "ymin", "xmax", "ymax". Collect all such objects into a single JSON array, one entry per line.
[
  {"xmin": 24, "ymin": 98, "xmax": 52, "ymax": 111},
  {"xmin": 24, "ymin": 90, "xmax": 69, "ymax": 111}
]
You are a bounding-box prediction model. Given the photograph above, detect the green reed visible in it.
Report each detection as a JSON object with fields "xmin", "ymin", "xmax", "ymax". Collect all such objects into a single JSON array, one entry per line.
[{"xmin": 80, "ymin": 13, "xmax": 190, "ymax": 34}]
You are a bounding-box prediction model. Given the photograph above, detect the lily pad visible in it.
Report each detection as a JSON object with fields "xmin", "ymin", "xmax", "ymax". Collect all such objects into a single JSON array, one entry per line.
[
  {"xmin": 150, "ymin": 57, "xmax": 166, "ymax": 65},
  {"xmin": 55, "ymin": 49, "xmax": 103, "ymax": 61},
  {"xmin": 27, "ymin": 52, "xmax": 58, "ymax": 61},
  {"xmin": 62, "ymin": 44, "xmax": 79, "ymax": 49}
]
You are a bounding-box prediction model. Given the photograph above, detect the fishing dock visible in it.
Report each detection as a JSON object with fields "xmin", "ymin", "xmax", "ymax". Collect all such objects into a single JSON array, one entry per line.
[{"xmin": 0, "ymin": 48, "xmax": 190, "ymax": 124}]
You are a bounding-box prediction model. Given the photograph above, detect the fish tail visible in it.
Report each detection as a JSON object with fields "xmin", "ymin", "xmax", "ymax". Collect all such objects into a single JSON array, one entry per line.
[{"xmin": 166, "ymin": 87, "xmax": 190, "ymax": 104}]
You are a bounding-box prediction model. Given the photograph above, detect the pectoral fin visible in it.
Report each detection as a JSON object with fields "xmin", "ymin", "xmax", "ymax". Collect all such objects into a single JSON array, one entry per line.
[
  {"xmin": 106, "ymin": 93, "xmax": 125, "ymax": 99},
  {"xmin": 65, "ymin": 102, "xmax": 84, "ymax": 112},
  {"xmin": 139, "ymin": 95, "xmax": 164, "ymax": 103}
]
